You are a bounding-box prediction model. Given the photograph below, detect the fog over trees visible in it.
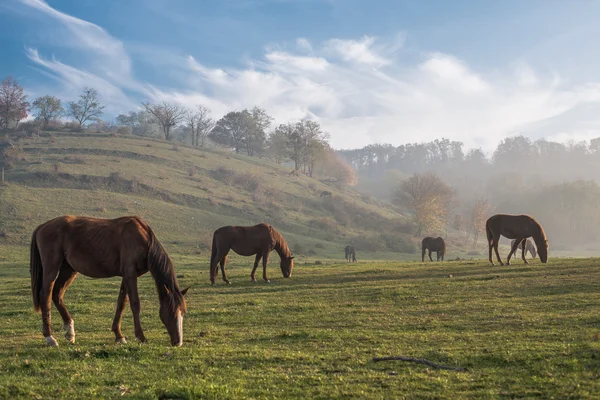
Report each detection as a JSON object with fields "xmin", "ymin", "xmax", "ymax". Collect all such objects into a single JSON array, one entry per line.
[{"xmin": 4, "ymin": 75, "xmax": 600, "ymax": 251}]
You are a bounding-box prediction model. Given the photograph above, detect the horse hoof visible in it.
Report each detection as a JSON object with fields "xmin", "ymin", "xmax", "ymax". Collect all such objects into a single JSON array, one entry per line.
[
  {"xmin": 136, "ymin": 336, "xmax": 147, "ymax": 343},
  {"xmin": 46, "ymin": 336, "xmax": 59, "ymax": 347},
  {"xmin": 264, "ymin": 280, "xmax": 271, "ymax": 283},
  {"xmin": 251, "ymin": 279, "xmax": 257, "ymax": 283},
  {"xmin": 65, "ymin": 334, "xmax": 75, "ymax": 344},
  {"xmin": 226, "ymin": 281, "xmax": 232, "ymax": 285},
  {"xmin": 116, "ymin": 337, "xmax": 127, "ymax": 345}
]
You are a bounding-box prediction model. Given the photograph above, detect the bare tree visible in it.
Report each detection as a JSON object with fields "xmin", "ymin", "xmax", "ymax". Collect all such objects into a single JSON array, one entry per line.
[
  {"xmin": 185, "ymin": 105, "xmax": 215, "ymax": 147},
  {"xmin": 142, "ymin": 102, "xmax": 186, "ymax": 141},
  {"xmin": 67, "ymin": 87, "xmax": 105, "ymax": 127},
  {"xmin": 32, "ymin": 95, "xmax": 64, "ymax": 126},
  {"xmin": 393, "ymin": 172, "xmax": 456, "ymax": 236},
  {"xmin": 0, "ymin": 76, "xmax": 29, "ymax": 130}
]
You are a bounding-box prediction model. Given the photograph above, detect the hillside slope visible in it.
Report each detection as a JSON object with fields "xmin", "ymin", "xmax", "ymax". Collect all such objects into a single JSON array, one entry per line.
[{"xmin": 0, "ymin": 131, "xmax": 417, "ymax": 260}]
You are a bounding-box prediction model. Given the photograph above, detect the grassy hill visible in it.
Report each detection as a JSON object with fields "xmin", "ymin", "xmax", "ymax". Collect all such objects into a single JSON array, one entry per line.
[{"xmin": 0, "ymin": 131, "xmax": 427, "ymax": 263}]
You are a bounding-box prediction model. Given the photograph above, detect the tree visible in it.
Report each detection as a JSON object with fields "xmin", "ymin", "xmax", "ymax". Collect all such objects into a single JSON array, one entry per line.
[
  {"xmin": 32, "ymin": 95, "xmax": 64, "ymax": 126},
  {"xmin": 465, "ymin": 198, "xmax": 493, "ymax": 246},
  {"xmin": 314, "ymin": 148, "xmax": 358, "ymax": 186},
  {"xmin": 267, "ymin": 129, "xmax": 289, "ymax": 164},
  {"xmin": 116, "ymin": 111, "xmax": 158, "ymax": 137},
  {"xmin": 185, "ymin": 105, "xmax": 215, "ymax": 147},
  {"xmin": 142, "ymin": 102, "xmax": 186, "ymax": 140},
  {"xmin": 67, "ymin": 87, "xmax": 105, "ymax": 127},
  {"xmin": 393, "ymin": 172, "xmax": 456, "ymax": 236},
  {"xmin": 0, "ymin": 77, "xmax": 29, "ymax": 130},
  {"xmin": 210, "ymin": 108, "xmax": 272, "ymax": 156},
  {"xmin": 274, "ymin": 120, "xmax": 329, "ymax": 173}
]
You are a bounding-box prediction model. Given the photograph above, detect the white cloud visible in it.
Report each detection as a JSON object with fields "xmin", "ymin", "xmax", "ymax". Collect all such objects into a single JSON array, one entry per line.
[
  {"xmin": 324, "ymin": 36, "xmax": 390, "ymax": 66},
  {"xmin": 14, "ymin": 0, "xmax": 600, "ymax": 152}
]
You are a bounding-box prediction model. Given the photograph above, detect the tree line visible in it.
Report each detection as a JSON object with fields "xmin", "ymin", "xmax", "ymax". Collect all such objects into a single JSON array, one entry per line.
[{"xmin": 0, "ymin": 76, "xmax": 356, "ymax": 185}]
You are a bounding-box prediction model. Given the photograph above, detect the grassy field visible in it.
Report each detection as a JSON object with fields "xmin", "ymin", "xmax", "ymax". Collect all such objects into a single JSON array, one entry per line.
[{"xmin": 1, "ymin": 244, "xmax": 599, "ymax": 399}]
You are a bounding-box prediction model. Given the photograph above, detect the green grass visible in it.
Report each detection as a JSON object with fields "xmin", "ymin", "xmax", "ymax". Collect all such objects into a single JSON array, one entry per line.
[{"xmin": 1, "ymin": 244, "xmax": 599, "ymax": 399}]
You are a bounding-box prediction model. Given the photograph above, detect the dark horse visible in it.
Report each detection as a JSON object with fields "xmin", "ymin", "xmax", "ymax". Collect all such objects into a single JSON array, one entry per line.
[
  {"xmin": 421, "ymin": 237, "xmax": 446, "ymax": 262},
  {"xmin": 510, "ymin": 239, "xmax": 537, "ymax": 259},
  {"xmin": 486, "ymin": 214, "xmax": 548, "ymax": 266},
  {"xmin": 345, "ymin": 245, "xmax": 357, "ymax": 262},
  {"xmin": 30, "ymin": 216, "xmax": 188, "ymax": 347},
  {"xmin": 209, "ymin": 223, "xmax": 294, "ymax": 285},
  {"xmin": 320, "ymin": 191, "xmax": 332, "ymax": 198}
]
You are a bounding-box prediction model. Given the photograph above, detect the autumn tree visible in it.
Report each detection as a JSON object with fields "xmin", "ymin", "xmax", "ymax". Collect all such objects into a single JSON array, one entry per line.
[
  {"xmin": 185, "ymin": 105, "xmax": 215, "ymax": 147},
  {"xmin": 67, "ymin": 87, "xmax": 105, "ymax": 127},
  {"xmin": 314, "ymin": 147, "xmax": 358, "ymax": 186},
  {"xmin": 393, "ymin": 172, "xmax": 456, "ymax": 236},
  {"xmin": 142, "ymin": 102, "xmax": 186, "ymax": 140},
  {"xmin": 267, "ymin": 128, "xmax": 288, "ymax": 164},
  {"xmin": 32, "ymin": 95, "xmax": 64, "ymax": 126},
  {"xmin": 465, "ymin": 198, "xmax": 493, "ymax": 246},
  {"xmin": 0, "ymin": 77, "xmax": 29, "ymax": 130}
]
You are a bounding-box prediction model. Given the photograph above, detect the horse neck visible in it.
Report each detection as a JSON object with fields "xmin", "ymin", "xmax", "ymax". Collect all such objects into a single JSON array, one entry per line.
[
  {"xmin": 274, "ymin": 238, "xmax": 292, "ymax": 260},
  {"xmin": 530, "ymin": 225, "xmax": 546, "ymax": 248}
]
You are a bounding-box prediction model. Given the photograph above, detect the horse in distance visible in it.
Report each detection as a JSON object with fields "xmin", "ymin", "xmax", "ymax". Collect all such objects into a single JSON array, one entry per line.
[
  {"xmin": 421, "ymin": 237, "xmax": 446, "ymax": 262},
  {"xmin": 30, "ymin": 216, "xmax": 188, "ymax": 347},
  {"xmin": 320, "ymin": 191, "xmax": 332, "ymax": 198},
  {"xmin": 486, "ymin": 214, "xmax": 548, "ymax": 266},
  {"xmin": 209, "ymin": 223, "xmax": 294, "ymax": 285},
  {"xmin": 510, "ymin": 238, "xmax": 537, "ymax": 259},
  {"xmin": 345, "ymin": 245, "xmax": 357, "ymax": 262}
]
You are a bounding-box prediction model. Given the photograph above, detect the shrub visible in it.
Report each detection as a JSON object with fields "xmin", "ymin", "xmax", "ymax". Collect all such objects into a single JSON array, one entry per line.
[{"xmin": 117, "ymin": 126, "xmax": 132, "ymax": 135}]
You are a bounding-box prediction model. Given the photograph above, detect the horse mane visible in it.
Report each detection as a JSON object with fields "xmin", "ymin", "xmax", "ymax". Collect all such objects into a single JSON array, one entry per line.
[
  {"xmin": 271, "ymin": 225, "xmax": 293, "ymax": 259},
  {"xmin": 529, "ymin": 216, "xmax": 548, "ymax": 248},
  {"xmin": 144, "ymin": 222, "xmax": 186, "ymax": 314}
]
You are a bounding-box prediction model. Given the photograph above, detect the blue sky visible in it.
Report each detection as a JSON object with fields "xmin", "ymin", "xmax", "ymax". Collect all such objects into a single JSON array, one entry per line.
[{"xmin": 2, "ymin": 0, "xmax": 600, "ymax": 150}]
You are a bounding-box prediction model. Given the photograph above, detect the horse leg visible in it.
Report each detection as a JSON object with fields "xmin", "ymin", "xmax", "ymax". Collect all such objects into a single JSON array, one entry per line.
[
  {"xmin": 210, "ymin": 248, "xmax": 227, "ymax": 286},
  {"xmin": 51, "ymin": 262, "xmax": 78, "ymax": 344},
  {"xmin": 488, "ymin": 238, "xmax": 494, "ymax": 266},
  {"xmin": 262, "ymin": 251, "xmax": 270, "ymax": 283},
  {"xmin": 436, "ymin": 251, "xmax": 440, "ymax": 261},
  {"xmin": 493, "ymin": 235, "xmax": 504, "ymax": 266},
  {"xmin": 507, "ymin": 238, "xmax": 522, "ymax": 265},
  {"xmin": 251, "ymin": 254, "xmax": 262, "ymax": 282},
  {"xmin": 421, "ymin": 247, "xmax": 426, "ymax": 262},
  {"xmin": 40, "ymin": 251, "xmax": 63, "ymax": 346},
  {"xmin": 220, "ymin": 255, "xmax": 231, "ymax": 284},
  {"xmin": 123, "ymin": 275, "xmax": 146, "ymax": 343},
  {"xmin": 111, "ymin": 279, "xmax": 129, "ymax": 344},
  {"xmin": 521, "ymin": 239, "xmax": 529, "ymax": 264},
  {"xmin": 428, "ymin": 250, "xmax": 433, "ymax": 262}
]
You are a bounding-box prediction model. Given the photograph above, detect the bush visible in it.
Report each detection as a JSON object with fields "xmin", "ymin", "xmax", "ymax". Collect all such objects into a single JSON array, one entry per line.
[{"xmin": 117, "ymin": 126, "xmax": 132, "ymax": 135}]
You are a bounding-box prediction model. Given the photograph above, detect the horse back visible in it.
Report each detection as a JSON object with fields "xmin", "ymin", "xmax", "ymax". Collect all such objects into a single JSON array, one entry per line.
[
  {"xmin": 214, "ymin": 223, "xmax": 275, "ymax": 256},
  {"xmin": 34, "ymin": 216, "xmax": 150, "ymax": 278}
]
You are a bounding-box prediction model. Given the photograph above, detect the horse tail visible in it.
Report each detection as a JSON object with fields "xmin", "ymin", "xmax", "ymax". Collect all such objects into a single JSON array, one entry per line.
[
  {"xmin": 146, "ymin": 226, "xmax": 185, "ymax": 313},
  {"xmin": 486, "ymin": 222, "xmax": 494, "ymax": 245},
  {"xmin": 30, "ymin": 228, "xmax": 43, "ymax": 314}
]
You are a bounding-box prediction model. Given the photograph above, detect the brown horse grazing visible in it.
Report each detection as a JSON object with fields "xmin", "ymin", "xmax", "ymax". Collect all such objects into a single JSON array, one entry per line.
[
  {"xmin": 421, "ymin": 237, "xmax": 446, "ymax": 262},
  {"xmin": 320, "ymin": 191, "xmax": 332, "ymax": 198},
  {"xmin": 345, "ymin": 245, "xmax": 357, "ymax": 262},
  {"xmin": 209, "ymin": 223, "xmax": 294, "ymax": 285},
  {"xmin": 288, "ymin": 169, "xmax": 299, "ymax": 177},
  {"xmin": 486, "ymin": 214, "xmax": 548, "ymax": 266},
  {"xmin": 30, "ymin": 216, "xmax": 188, "ymax": 347},
  {"xmin": 510, "ymin": 239, "xmax": 537, "ymax": 259}
]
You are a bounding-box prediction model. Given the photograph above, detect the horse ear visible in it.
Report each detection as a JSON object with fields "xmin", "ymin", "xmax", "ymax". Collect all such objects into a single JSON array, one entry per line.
[
  {"xmin": 163, "ymin": 285, "xmax": 171, "ymax": 296},
  {"xmin": 289, "ymin": 256, "xmax": 294, "ymax": 260},
  {"xmin": 181, "ymin": 287, "xmax": 190, "ymax": 296}
]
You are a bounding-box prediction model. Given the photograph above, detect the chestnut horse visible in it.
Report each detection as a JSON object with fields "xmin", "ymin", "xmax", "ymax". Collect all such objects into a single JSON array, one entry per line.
[
  {"xmin": 510, "ymin": 239, "xmax": 537, "ymax": 259},
  {"xmin": 486, "ymin": 214, "xmax": 548, "ymax": 266},
  {"xmin": 30, "ymin": 216, "xmax": 188, "ymax": 347},
  {"xmin": 209, "ymin": 223, "xmax": 294, "ymax": 285},
  {"xmin": 421, "ymin": 237, "xmax": 446, "ymax": 262},
  {"xmin": 345, "ymin": 245, "xmax": 357, "ymax": 262}
]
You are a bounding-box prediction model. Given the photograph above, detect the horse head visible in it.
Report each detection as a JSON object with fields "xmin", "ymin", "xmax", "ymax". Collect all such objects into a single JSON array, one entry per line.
[
  {"xmin": 537, "ymin": 240, "xmax": 549, "ymax": 263},
  {"xmin": 159, "ymin": 286, "xmax": 189, "ymax": 347},
  {"xmin": 280, "ymin": 256, "xmax": 294, "ymax": 278}
]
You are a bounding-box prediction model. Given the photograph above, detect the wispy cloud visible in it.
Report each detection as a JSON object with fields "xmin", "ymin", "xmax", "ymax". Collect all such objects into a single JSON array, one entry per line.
[{"xmin": 13, "ymin": 0, "xmax": 600, "ymax": 150}]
